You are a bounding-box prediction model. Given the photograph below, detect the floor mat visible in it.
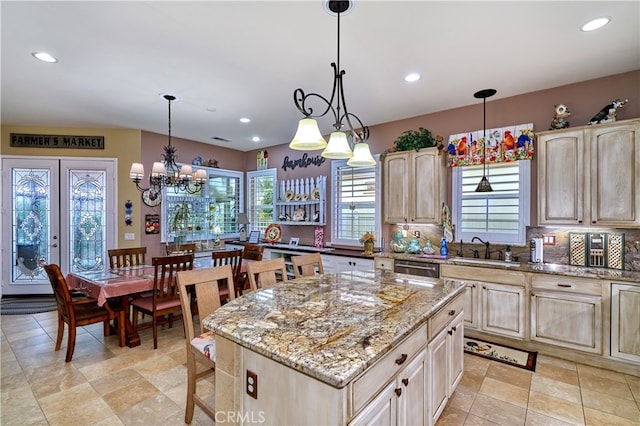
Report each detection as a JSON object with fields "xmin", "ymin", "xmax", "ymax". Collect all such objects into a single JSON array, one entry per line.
[
  {"xmin": 0, "ymin": 295, "xmax": 57, "ymax": 315},
  {"xmin": 464, "ymin": 337, "xmax": 537, "ymax": 371}
]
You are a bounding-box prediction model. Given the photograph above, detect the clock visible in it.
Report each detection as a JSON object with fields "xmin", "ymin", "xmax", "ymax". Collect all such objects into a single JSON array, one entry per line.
[{"xmin": 142, "ymin": 188, "xmax": 162, "ymax": 207}]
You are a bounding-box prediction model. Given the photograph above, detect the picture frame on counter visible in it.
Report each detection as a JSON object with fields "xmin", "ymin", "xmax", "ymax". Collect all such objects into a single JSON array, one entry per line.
[
  {"xmin": 289, "ymin": 237, "xmax": 299, "ymax": 247},
  {"xmin": 248, "ymin": 230, "xmax": 260, "ymax": 244}
]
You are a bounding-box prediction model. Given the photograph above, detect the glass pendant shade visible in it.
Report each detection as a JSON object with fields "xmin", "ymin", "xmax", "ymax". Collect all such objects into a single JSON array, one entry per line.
[
  {"xmin": 289, "ymin": 118, "xmax": 328, "ymax": 150},
  {"xmin": 151, "ymin": 162, "xmax": 166, "ymax": 177},
  {"xmin": 347, "ymin": 142, "xmax": 376, "ymax": 166},
  {"xmin": 322, "ymin": 131, "xmax": 353, "ymax": 159},
  {"xmin": 475, "ymin": 175, "xmax": 493, "ymax": 192}
]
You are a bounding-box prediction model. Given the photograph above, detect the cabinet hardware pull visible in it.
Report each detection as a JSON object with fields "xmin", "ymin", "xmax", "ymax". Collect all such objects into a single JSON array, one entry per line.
[
  {"xmin": 448, "ymin": 310, "xmax": 455, "ymax": 316},
  {"xmin": 402, "ymin": 378, "xmax": 409, "ymax": 386},
  {"xmin": 395, "ymin": 388, "xmax": 402, "ymax": 397},
  {"xmin": 395, "ymin": 353, "xmax": 408, "ymax": 365},
  {"xmin": 452, "ymin": 326, "xmax": 457, "ymax": 332},
  {"xmin": 471, "ymin": 284, "xmax": 476, "ymax": 288},
  {"xmin": 448, "ymin": 329, "xmax": 453, "ymax": 335},
  {"xmin": 557, "ymin": 284, "xmax": 572, "ymax": 288}
]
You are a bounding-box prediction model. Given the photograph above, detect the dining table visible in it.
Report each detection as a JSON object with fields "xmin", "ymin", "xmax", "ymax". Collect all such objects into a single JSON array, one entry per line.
[{"xmin": 65, "ymin": 255, "xmax": 255, "ymax": 347}]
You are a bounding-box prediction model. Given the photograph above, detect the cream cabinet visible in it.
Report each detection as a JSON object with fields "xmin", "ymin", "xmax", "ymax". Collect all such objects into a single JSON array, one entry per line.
[
  {"xmin": 374, "ymin": 256, "xmax": 394, "ymax": 271},
  {"xmin": 322, "ymin": 254, "xmax": 374, "ymax": 273},
  {"xmin": 537, "ymin": 119, "xmax": 640, "ymax": 227},
  {"xmin": 611, "ymin": 283, "xmax": 640, "ymax": 363},
  {"xmin": 531, "ymin": 275, "xmax": 603, "ymax": 354},
  {"xmin": 383, "ymin": 148, "xmax": 446, "ymax": 224}
]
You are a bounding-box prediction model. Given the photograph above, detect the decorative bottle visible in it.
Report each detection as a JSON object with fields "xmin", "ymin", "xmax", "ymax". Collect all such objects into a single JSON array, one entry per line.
[{"xmin": 440, "ymin": 238, "xmax": 449, "ymax": 256}]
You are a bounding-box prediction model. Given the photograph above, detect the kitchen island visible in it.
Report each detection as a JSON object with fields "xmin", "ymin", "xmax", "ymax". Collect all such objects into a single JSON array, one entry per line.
[{"xmin": 203, "ymin": 270, "xmax": 466, "ymax": 425}]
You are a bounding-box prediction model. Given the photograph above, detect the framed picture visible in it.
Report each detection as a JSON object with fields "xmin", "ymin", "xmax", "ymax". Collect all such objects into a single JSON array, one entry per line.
[
  {"xmin": 248, "ymin": 230, "xmax": 260, "ymax": 244},
  {"xmin": 289, "ymin": 237, "xmax": 299, "ymax": 246}
]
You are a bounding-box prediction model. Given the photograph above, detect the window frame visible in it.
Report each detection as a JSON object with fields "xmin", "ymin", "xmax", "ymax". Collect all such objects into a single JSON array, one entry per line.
[
  {"xmin": 452, "ymin": 160, "xmax": 530, "ymax": 246},
  {"xmin": 246, "ymin": 168, "xmax": 276, "ymax": 234},
  {"xmin": 330, "ymin": 157, "xmax": 381, "ymax": 248}
]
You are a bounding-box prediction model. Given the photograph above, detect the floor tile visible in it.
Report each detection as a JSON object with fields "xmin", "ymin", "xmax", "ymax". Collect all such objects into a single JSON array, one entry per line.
[
  {"xmin": 469, "ymin": 393, "xmax": 527, "ymax": 426},
  {"xmin": 527, "ymin": 390, "xmax": 585, "ymax": 425},
  {"xmin": 530, "ymin": 374, "xmax": 582, "ymax": 404},
  {"xmin": 581, "ymin": 387, "xmax": 640, "ymax": 422}
]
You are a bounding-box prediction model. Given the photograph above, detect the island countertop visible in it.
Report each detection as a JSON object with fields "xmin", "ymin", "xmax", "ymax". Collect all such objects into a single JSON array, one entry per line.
[{"xmin": 202, "ymin": 270, "xmax": 465, "ymax": 388}]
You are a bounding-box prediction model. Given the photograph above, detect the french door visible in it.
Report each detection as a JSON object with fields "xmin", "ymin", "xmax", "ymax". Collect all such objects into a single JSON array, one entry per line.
[{"xmin": 1, "ymin": 157, "xmax": 116, "ymax": 295}]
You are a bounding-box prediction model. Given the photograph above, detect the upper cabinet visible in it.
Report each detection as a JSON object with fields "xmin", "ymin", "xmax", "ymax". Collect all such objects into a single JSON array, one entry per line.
[
  {"xmin": 383, "ymin": 148, "xmax": 446, "ymax": 224},
  {"xmin": 537, "ymin": 119, "xmax": 640, "ymax": 227}
]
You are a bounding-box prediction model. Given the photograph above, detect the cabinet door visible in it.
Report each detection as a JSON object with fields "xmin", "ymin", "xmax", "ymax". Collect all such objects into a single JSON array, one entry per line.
[
  {"xmin": 611, "ymin": 283, "xmax": 640, "ymax": 362},
  {"xmin": 349, "ymin": 381, "xmax": 398, "ymax": 426},
  {"xmin": 463, "ymin": 282, "xmax": 478, "ymax": 329},
  {"xmin": 448, "ymin": 312, "xmax": 464, "ymax": 395},
  {"xmin": 383, "ymin": 153, "xmax": 410, "ymax": 223},
  {"xmin": 399, "ymin": 349, "xmax": 427, "ymax": 426},
  {"xmin": 589, "ymin": 121, "xmax": 640, "ymax": 227},
  {"xmin": 428, "ymin": 328, "xmax": 448, "ymax": 424},
  {"xmin": 537, "ymin": 130, "xmax": 585, "ymax": 225},
  {"xmin": 480, "ymin": 282, "xmax": 526, "ymax": 338},
  {"xmin": 412, "ymin": 149, "xmax": 443, "ymax": 223},
  {"xmin": 531, "ymin": 291, "xmax": 602, "ymax": 354}
]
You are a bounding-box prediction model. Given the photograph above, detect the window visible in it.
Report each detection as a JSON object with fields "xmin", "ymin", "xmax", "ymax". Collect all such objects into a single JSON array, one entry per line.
[
  {"xmin": 162, "ymin": 167, "xmax": 243, "ymax": 242},
  {"xmin": 452, "ymin": 161, "xmax": 530, "ymax": 245},
  {"xmin": 331, "ymin": 158, "xmax": 380, "ymax": 247},
  {"xmin": 247, "ymin": 169, "xmax": 276, "ymax": 233}
]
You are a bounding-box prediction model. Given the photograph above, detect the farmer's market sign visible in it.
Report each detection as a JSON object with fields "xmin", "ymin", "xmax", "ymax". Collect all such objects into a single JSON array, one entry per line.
[{"xmin": 10, "ymin": 133, "xmax": 104, "ymax": 149}]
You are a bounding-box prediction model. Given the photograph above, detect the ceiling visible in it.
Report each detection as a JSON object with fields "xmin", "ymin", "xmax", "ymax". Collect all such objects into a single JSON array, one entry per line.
[{"xmin": 2, "ymin": 1, "xmax": 639, "ymax": 152}]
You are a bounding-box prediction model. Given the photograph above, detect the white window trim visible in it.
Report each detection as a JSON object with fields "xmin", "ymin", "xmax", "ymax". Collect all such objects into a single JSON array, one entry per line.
[
  {"xmin": 330, "ymin": 157, "xmax": 381, "ymax": 248},
  {"xmin": 452, "ymin": 160, "xmax": 530, "ymax": 246},
  {"xmin": 246, "ymin": 168, "xmax": 277, "ymax": 233}
]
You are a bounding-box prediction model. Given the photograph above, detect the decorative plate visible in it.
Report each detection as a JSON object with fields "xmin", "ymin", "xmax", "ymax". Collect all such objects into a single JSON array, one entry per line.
[
  {"xmin": 311, "ymin": 188, "xmax": 321, "ymax": 200},
  {"xmin": 142, "ymin": 188, "xmax": 162, "ymax": 207},
  {"xmin": 264, "ymin": 223, "xmax": 282, "ymax": 243},
  {"xmin": 294, "ymin": 193, "xmax": 302, "ymax": 201},
  {"xmin": 293, "ymin": 208, "xmax": 306, "ymax": 221},
  {"xmin": 192, "ymin": 156, "xmax": 203, "ymax": 166},
  {"xmin": 302, "ymin": 193, "xmax": 309, "ymax": 201},
  {"xmin": 284, "ymin": 190, "xmax": 294, "ymax": 202}
]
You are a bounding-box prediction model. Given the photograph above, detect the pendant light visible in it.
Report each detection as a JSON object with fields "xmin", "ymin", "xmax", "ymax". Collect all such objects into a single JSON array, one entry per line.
[{"xmin": 474, "ymin": 88, "xmax": 496, "ymax": 192}]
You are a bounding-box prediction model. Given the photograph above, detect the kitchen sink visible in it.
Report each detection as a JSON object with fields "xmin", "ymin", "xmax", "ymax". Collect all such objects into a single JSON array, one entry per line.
[{"xmin": 450, "ymin": 258, "xmax": 521, "ymax": 268}]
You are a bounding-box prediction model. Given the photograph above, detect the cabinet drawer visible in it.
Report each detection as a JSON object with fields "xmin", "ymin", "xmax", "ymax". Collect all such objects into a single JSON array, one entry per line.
[
  {"xmin": 531, "ymin": 275, "xmax": 602, "ymax": 296},
  {"xmin": 441, "ymin": 265, "xmax": 525, "ymax": 286},
  {"xmin": 374, "ymin": 257, "xmax": 394, "ymax": 271},
  {"xmin": 351, "ymin": 323, "xmax": 426, "ymax": 414},
  {"xmin": 428, "ymin": 295, "xmax": 464, "ymax": 340}
]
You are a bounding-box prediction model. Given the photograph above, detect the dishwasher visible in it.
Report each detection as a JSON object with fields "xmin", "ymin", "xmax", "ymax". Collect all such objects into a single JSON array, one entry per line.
[{"xmin": 394, "ymin": 259, "xmax": 440, "ymax": 278}]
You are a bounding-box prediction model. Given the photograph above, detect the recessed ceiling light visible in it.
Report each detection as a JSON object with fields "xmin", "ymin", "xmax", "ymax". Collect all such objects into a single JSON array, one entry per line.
[
  {"xmin": 240, "ymin": 117, "xmax": 251, "ymax": 123},
  {"xmin": 252, "ymin": 136, "xmax": 261, "ymax": 142},
  {"xmin": 404, "ymin": 73, "xmax": 421, "ymax": 82},
  {"xmin": 581, "ymin": 17, "xmax": 610, "ymax": 32},
  {"xmin": 32, "ymin": 52, "xmax": 58, "ymax": 63},
  {"xmin": 205, "ymin": 107, "xmax": 216, "ymax": 112}
]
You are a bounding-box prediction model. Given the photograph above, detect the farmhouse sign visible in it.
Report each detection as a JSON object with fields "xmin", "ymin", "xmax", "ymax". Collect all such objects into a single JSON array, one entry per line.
[
  {"xmin": 10, "ymin": 133, "xmax": 105, "ymax": 149},
  {"xmin": 281, "ymin": 153, "xmax": 326, "ymax": 171}
]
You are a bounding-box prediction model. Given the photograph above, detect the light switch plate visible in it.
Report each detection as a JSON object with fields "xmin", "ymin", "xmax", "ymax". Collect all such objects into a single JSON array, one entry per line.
[{"xmin": 124, "ymin": 233, "xmax": 135, "ymax": 240}]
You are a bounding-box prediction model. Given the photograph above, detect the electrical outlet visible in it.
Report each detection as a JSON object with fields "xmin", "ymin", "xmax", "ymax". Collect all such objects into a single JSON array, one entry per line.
[
  {"xmin": 246, "ymin": 370, "xmax": 258, "ymax": 399},
  {"xmin": 124, "ymin": 233, "xmax": 135, "ymax": 241},
  {"xmin": 542, "ymin": 235, "xmax": 556, "ymax": 245},
  {"xmin": 414, "ymin": 231, "xmax": 420, "ymax": 238}
]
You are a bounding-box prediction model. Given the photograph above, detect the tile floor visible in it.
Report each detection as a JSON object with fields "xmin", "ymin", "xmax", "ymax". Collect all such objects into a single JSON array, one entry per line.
[{"xmin": 1, "ymin": 310, "xmax": 639, "ymax": 426}]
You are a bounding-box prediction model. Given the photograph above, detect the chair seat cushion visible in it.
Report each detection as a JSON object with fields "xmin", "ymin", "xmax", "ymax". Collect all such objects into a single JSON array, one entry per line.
[
  {"xmin": 131, "ymin": 296, "xmax": 181, "ymax": 312},
  {"xmin": 191, "ymin": 330, "xmax": 216, "ymax": 361}
]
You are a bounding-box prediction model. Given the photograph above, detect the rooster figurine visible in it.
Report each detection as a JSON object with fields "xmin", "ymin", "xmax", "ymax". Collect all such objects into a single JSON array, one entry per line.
[{"xmin": 588, "ymin": 98, "xmax": 628, "ymax": 125}]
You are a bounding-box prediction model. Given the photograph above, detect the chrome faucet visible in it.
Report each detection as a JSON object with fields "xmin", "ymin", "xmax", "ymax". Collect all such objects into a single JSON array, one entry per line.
[{"xmin": 471, "ymin": 236, "xmax": 491, "ymax": 259}]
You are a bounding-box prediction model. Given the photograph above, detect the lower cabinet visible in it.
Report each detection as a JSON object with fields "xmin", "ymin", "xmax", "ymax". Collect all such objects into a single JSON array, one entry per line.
[
  {"xmin": 428, "ymin": 311, "xmax": 464, "ymax": 425},
  {"xmin": 480, "ymin": 282, "xmax": 526, "ymax": 339},
  {"xmin": 531, "ymin": 275, "xmax": 603, "ymax": 354},
  {"xmin": 322, "ymin": 254, "xmax": 374, "ymax": 273},
  {"xmin": 610, "ymin": 283, "xmax": 640, "ymax": 363},
  {"xmin": 350, "ymin": 349, "xmax": 427, "ymax": 426}
]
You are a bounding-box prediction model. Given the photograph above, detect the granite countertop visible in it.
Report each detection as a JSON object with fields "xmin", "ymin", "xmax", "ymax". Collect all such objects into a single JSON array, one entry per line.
[
  {"xmin": 378, "ymin": 253, "xmax": 640, "ymax": 284},
  {"xmin": 203, "ymin": 270, "xmax": 465, "ymax": 388}
]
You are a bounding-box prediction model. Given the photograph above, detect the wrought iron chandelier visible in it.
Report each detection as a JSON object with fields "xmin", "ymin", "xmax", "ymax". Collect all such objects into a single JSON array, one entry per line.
[
  {"xmin": 474, "ymin": 88, "xmax": 497, "ymax": 192},
  {"xmin": 130, "ymin": 94, "xmax": 206, "ymax": 194},
  {"xmin": 289, "ymin": 0, "xmax": 375, "ymax": 166}
]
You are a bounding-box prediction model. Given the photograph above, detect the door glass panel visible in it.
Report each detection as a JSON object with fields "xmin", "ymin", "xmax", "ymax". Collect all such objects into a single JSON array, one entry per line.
[
  {"xmin": 12, "ymin": 168, "xmax": 50, "ymax": 281},
  {"xmin": 69, "ymin": 169, "xmax": 106, "ymax": 272}
]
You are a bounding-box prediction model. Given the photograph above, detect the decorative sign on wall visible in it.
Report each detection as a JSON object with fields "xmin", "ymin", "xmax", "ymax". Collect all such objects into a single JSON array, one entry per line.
[
  {"xmin": 10, "ymin": 133, "xmax": 105, "ymax": 149},
  {"xmin": 282, "ymin": 153, "xmax": 326, "ymax": 171},
  {"xmin": 446, "ymin": 123, "xmax": 534, "ymax": 167},
  {"xmin": 145, "ymin": 214, "xmax": 160, "ymax": 234}
]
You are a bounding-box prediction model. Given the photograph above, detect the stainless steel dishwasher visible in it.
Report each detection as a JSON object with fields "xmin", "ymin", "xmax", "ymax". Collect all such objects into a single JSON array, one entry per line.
[{"xmin": 393, "ymin": 259, "xmax": 440, "ymax": 278}]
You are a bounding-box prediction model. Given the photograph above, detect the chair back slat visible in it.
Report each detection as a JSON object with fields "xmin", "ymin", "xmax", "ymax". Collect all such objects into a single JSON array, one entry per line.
[
  {"xmin": 177, "ymin": 265, "xmax": 235, "ymax": 337},
  {"xmin": 165, "ymin": 242, "xmax": 197, "ymax": 255},
  {"xmin": 212, "ymin": 249, "xmax": 243, "ymax": 285},
  {"xmin": 44, "ymin": 264, "xmax": 72, "ymax": 318},
  {"xmin": 108, "ymin": 247, "xmax": 147, "ymax": 268},
  {"xmin": 242, "ymin": 244, "xmax": 265, "ymax": 261},
  {"xmin": 246, "ymin": 257, "xmax": 288, "ymax": 291},
  {"xmin": 152, "ymin": 254, "xmax": 194, "ymax": 304},
  {"xmin": 291, "ymin": 252, "xmax": 324, "ymax": 278}
]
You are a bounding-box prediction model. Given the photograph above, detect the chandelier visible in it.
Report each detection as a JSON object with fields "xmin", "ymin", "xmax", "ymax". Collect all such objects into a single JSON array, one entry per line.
[
  {"xmin": 474, "ymin": 88, "xmax": 497, "ymax": 192},
  {"xmin": 130, "ymin": 94, "xmax": 206, "ymax": 194},
  {"xmin": 289, "ymin": 0, "xmax": 375, "ymax": 167}
]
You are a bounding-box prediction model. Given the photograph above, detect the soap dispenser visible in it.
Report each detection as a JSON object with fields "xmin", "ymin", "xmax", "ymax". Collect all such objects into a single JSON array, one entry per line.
[{"xmin": 440, "ymin": 237, "xmax": 449, "ymax": 257}]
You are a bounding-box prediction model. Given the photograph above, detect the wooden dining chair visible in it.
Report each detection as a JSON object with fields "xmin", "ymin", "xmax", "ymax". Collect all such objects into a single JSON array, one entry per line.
[
  {"xmin": 44, "ymin": 264, "xmax": 125, "ymax": 362},
  {"xmin": 177, "ymin": 265, "xmax": 235, "ymax": 424},
  {"xmin": 236, "ymin": 243, "xmax": 265, "ymax": 291},
  {"xmin": 165, "ymin": 242, "xmax": 197, "ymax": 255},
  {"xmin": 246, "ymin": 257, "xmax": 289, "ymax": 291},
  {"xmin": 211, "ymin": 249, "xmax": 243, "ymax": 301},
  {"xmin": 108, "ymin": 247, "xmax": 147, "ymax": 268},
  {"xmin": 130, "ymin": 254, "xmax": 194, "ymax": 349},
  {"xmin": 291, "ymin": 252, "xmax": 324, "ymax": 278}
]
